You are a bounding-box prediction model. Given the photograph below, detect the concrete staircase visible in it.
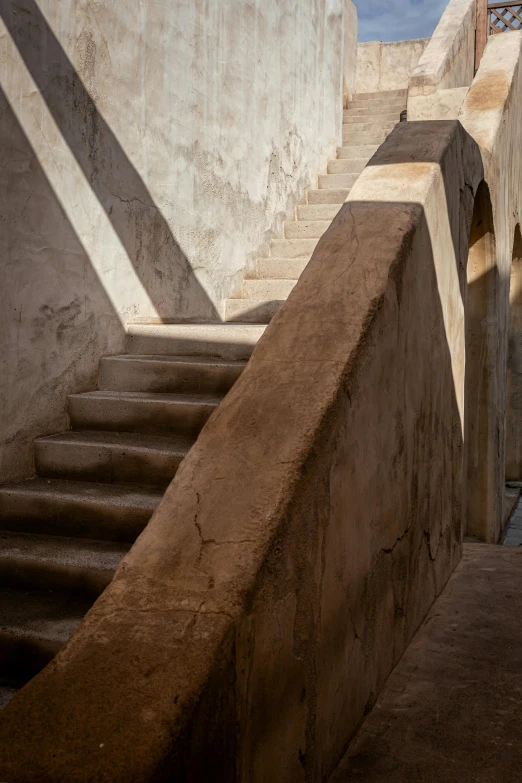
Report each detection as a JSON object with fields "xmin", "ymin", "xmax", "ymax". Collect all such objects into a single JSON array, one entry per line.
[
  {"xmin": 0, "ymin": 89, "xmax": 406, "ymax": 710},
  {"xmin": 225, "ymin": 89, "xmax": 407, "ymax": 324}
]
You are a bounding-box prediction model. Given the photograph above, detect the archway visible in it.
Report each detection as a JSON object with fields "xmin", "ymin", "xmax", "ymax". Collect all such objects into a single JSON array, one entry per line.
[
  {"xmin": 464, "ymin": 181, "xmax": 499, "ymax": 541},
  {"xmin": 505, "ymin": 226, "xmax": 522, "ymax": 481}
]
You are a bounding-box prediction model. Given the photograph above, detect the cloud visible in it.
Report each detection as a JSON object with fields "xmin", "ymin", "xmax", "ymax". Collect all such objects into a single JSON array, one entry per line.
[{"xmin": 353, "ymin": 0, "xmax": 448, "ymax": 42}]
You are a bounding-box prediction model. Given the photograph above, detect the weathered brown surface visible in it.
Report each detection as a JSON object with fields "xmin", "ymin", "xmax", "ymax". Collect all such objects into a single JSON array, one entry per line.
[
  {"xmin": 331, "ymin": 543, "xmax": 522, "ymax": 783},
  {"xmin": 0, "ymin": 121, "xmax": 484, "ymax": 781}
]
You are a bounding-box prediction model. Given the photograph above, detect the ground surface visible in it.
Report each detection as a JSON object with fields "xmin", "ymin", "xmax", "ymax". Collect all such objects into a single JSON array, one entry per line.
[{"xmin": 331, "ymin": 543, "xmax": 522, "ymax": 783}]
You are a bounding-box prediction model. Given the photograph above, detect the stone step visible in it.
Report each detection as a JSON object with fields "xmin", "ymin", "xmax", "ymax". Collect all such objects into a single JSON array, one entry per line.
[
  {"xmin": 344, "ymin": 104, "xmax": 405, "ymax": 116},
  {"xmin": 0, "ymin": 479, "xmax": 161, "ymax": 542},
  {"xmin": 0, "ymin": 587, "xmax": 90, "ymax": 687},
  {"xmin": 225, "ymin": 298, "xmax": 283, "ymax": 324},
  {"xmin": 35, "ymin": 430, "xmax": 192, "ymax": 488},
  {"xmin": 319, "ymin": 173, "xmax": 359, "ymax": 190},
  {"xmin": 68, "ymin": 391, "xmax": 221, "ymax": 438},
  {"xmin": 126, "ymin": 324, "xmax": 266, "ymax": 361},
  {"xmin": 255, "ymin": 258, "xmax": 309, "ymax": 279},
  {"xmin": 270, "ymin": 238, "xmax": 319, "ymax": 258},
  {"xmin": 308, "ymin": 189, "xmax": 349, "ymax": 204},
  {"xmin": 99, "ymin": 354, "xmax": 245, "ymax": 395},
  {"xmin": 328, "ymin": 158, "xmax": 367, "ymax": 175},
  {"xmin": 343, "ymin": 110, "xmax": 402, "ymax": 123},
  {"xmin": 342, "ymin": 127, "xmax": 395, "ymax": 145},
  {"xmin": 352, "ymin": 89, "xmax": 407, "ymax": 101},
  {"xmin": 336, "ymin": 144, "xmax": 379, "ymax": 159},
  {"xmin": 284, "ymin": 220, "xmax": 330, "ymax": 239},
  {"xmin": 297, "ymin": 204, "xmax": 341, "ymax": 221},
  {"xmin": 342, "ymin": 120, "xmax": 397, "ymax": 133},
  {"xmin": 0, "ymin": 530, "xmax": 128, "ymax": 596},
  {"xmin": 346, "ymin": 99, "xmax": 406, "ymax": 111},
  {"xmin": 242, "ymin": 279, "xmax": 297, "ymax": 301}
]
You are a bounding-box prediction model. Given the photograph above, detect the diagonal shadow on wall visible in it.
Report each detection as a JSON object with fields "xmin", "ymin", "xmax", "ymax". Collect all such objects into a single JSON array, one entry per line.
[
  {"xmin": 0, "ymin": 83, "xmax": 125, "ymax": 481},
  {"xmin": 0, "ymin": 0, "xmax": 220, "ymax": 322}
]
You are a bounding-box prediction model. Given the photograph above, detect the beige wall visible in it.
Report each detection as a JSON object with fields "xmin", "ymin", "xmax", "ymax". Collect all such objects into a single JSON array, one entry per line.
[
  {"xmin": 0, "ymin": 119, "xmax": 486, "ymax": 780},
  {"xmin": 356, "ymin": 38, "xmax": 429, "ymax": 93},
  {"xmin": 0, "ymin": 0, "xmax": 350, "ymax": 482},
  {"xmin": 408, "ymin": 0, "xmax": 476, "ymax": 120},
  {"xmin": 344, "ymin": 0, "xmax": 358, "ymax": 104}
]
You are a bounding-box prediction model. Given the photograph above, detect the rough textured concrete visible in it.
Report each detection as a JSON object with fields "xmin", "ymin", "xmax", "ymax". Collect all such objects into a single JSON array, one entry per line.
[
  {"xmin": 0, "ymin": 0, "xmax": 349, "ymax": 483},
  {"xmin": 356, "ymin": 39, "xmax": 429, "ymax": 94},
  {"xmin": 408, "ymin": 0, "xmax": 475, "ymax": 119},
  {"xmin": 331, "ymin": 544, "xmax": 522, "ymax": 783},
  {"xmin": 343, "ymin": 0, "xmax": 358, "ymax": 104},
  {"xmin": 0, "ymin": 121, "xmax": 484, "ymax": 781}
]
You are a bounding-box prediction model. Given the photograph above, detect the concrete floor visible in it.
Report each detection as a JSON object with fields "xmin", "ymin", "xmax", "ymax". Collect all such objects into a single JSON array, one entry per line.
[{"xmin": 331, "ymin": 544, "xmax": 522, "ymax": 783}]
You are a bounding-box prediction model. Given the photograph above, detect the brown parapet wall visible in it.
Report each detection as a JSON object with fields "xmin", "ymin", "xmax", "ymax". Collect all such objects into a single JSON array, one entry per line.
[{"xmin": 0, "ymin": 122, "xmax": 485, "ymax": 781}]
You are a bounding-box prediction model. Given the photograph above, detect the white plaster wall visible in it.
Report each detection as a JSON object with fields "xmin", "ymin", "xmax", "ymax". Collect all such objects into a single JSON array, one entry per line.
[
  {"xmin": 344, "ymin": 0, "xmax": 358, "ymax": 105},
  {"xmin": 0, "ymin": 0, "xmax": 347, "ymax": 482},
  {"xmin": 409, "ymin": 0, "xmax": 476, "ymax": 100},
  {"xmin": 355, "ymin": 39, "xmax": 429, "ymax": 94}
]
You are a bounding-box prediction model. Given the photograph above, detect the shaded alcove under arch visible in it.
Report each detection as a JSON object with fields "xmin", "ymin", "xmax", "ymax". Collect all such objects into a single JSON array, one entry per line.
[
  {"xmin": 464, "ymin": 181, "xmax": 500, "ymax": 541},
  {"xmin": 505, "ymin": 225, "xmax": 522, "ymax": 481}
]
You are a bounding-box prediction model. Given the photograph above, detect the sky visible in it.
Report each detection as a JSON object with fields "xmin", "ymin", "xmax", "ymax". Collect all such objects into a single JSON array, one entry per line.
[{"xmin": 353, "ymin": 0, "xmax": 448, "ymax": 43}]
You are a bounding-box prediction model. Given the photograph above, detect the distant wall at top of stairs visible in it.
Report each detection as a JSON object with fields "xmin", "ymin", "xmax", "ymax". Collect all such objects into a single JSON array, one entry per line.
[{"xmin": 355, "ymin": 38, "xmax": 429, "ymax": 94}]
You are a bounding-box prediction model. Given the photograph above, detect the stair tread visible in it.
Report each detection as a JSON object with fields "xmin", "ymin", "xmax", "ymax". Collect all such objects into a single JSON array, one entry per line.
[
  {"xmin": 37, "ymin": 430, "xmax": 195, "ymax": 456},
  {"xmin": 0, "ymin": 478, "xmax": 163, "ymax": 508},
  {"xmin": 70, "ymin": 390, "xmax": 223, "ymax": 405},
  {"xmin": 0, "ymin": 587, "xmax": 89, "ymax": 646},
  {"xmin": 103, "ymin": 354, "xmax": 247, "ymax": 369},
  {"xmin": 0, "ymin": 529, "xmax": 129, "ymax": 573}
]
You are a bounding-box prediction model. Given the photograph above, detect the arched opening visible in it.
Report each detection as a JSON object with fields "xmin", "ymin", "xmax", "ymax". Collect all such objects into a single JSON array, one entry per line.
[
  {"xmin": 505, "ymin": 226, "xmax": 522, "ymax": 481},
  {"xmin": 464, "ymin": 181, "xmax": 499, "ymax": 541}
]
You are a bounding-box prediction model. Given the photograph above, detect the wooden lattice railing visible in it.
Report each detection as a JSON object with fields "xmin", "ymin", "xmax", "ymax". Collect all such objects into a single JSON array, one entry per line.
[{"xmin": 488, "ymin": 2, "xmax": 522, "ymax": 32}]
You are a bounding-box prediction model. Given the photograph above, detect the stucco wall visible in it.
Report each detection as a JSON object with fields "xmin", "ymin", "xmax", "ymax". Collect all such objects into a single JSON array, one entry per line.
[
  {"xmin": 0, "ymin": 0, "xmax": 348, "ymax": 482},
  {"xmin": 355, "ymin": 38, "xmax": 429, "ymax": 93},
  {"xmin": 0, "ymin": 120, "xmax": 486, "ymax": 780},
  {"xmin": 408, "ymin": 0, "xmax": 476, "ymax": 120},
  {"xmin": 344, "ymin": 0, "xmax": 358, "ymax": 104},
  {"xmin": 4, "ymin": 29, "xmax": 522, "ymax": 783}
]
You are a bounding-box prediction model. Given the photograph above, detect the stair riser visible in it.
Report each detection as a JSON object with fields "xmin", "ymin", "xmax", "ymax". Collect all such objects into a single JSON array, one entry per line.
[
  {"xmin": 343, "ymin": 111, "xmax": 402, "ymax": 123},
  {"xmin": 99, "ymin": 358, "xmax": 244, "ymax": 395},
  {"xmin": 0, "ymin": 493, "xmax": 156, "ymax": 543},
  {"xmin": 347, "ymin": 100, "xmax": 406, "ymax": 110},
  {"xmin": 336, "ymin": 145, "xmax": 379, "ymax": 159},
  {"xmin": 256, "ymin": 259, "xmax": 309, "ymax": 279},
  {"xmin": 0, "ymin": 633, "xmax": 64, "ymax": 688},
  {"xmin": 319, "ymin": 174, "xmax": 358, "ymax": 190},
  {"xmin": 242, "ymin": 279, "xmax": 296, "ymax": 300},
  {"xmin": 308, "ymin": 189, "xmax": 350, "ymax": 204},
  {"xmin": 352, "ymin": 89, "xmax": 407, "ymax": 101},
  {"xmin": 126, "ymin": 326, "xmax": 265, "ymax": 361},
  {"xmin": 36, "ymin": 439, "xmax": 185, "ymax": 488},
  {"xmin": 343, "ymin": 122, "xmax": 396, "ymax": 133},
  {"xmin": 0, "ymin": 556, "xmax": 116, "ymax": 597},
  {"xmin": 342, "ymin": 129, "xmax": 393, "ymax": 145},
  {"xmin": 327, "ymin": 159, "xmax": 367, "ymax": 175},
  {"xmin": 225, "ymin": 299, "xmax": 282, "ymax": 324},
  {"xmin": 270, "ymin": 239, "xmax": 318, "ymax": 258},
  {"xmin": 297, "ymin": 205, "xmax": 341, "ymax": 221},
  {"xmin": 284, "ymin": 221, "xmax": 329, "ymax": 239},
  {"xmin": 69, "ymin": 396, "xmax": 217, "ymax": 438}
]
